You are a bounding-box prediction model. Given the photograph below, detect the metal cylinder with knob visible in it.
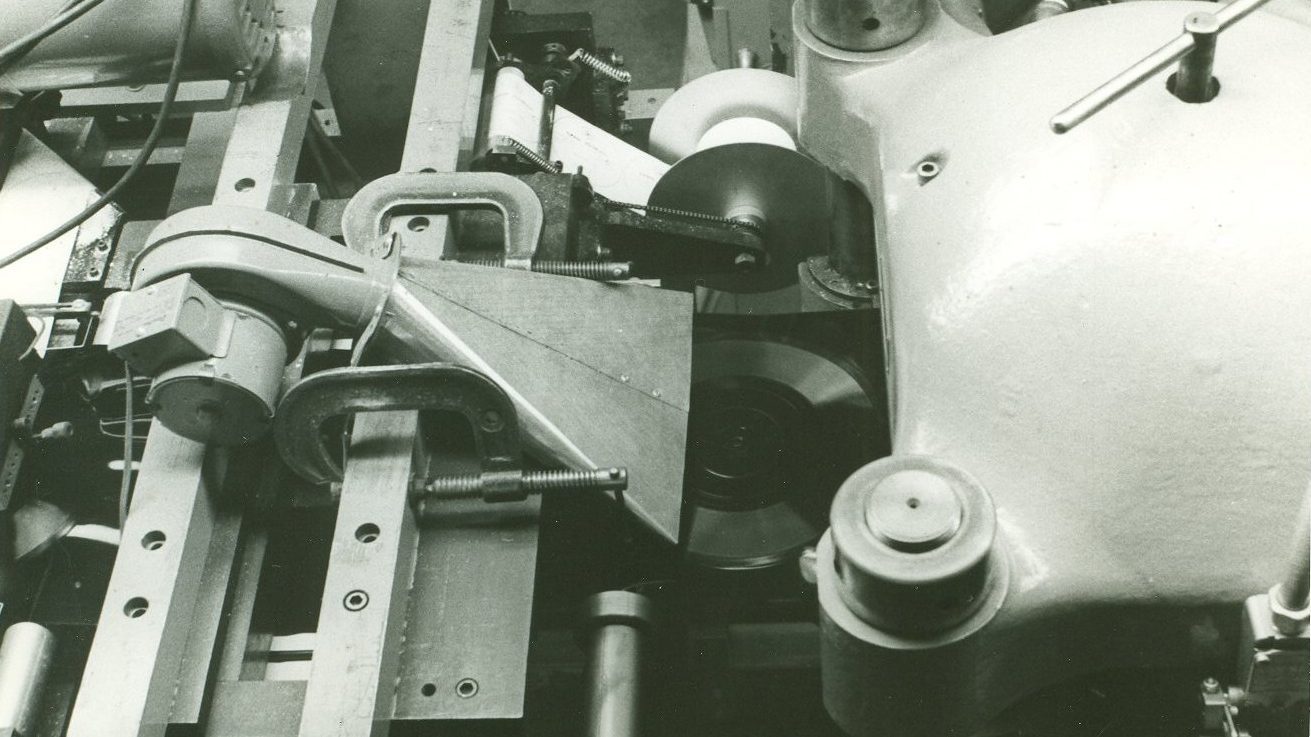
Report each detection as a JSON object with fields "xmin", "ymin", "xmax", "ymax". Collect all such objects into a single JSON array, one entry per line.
[
  {"xmin": 580, "ymin": 591, "xmax": 654, "ymax": 737},
  {"xmin": 828, "ymin": 455, "xmax": 1002, "ymax": 635},
  {"xmin": 817, "ymin": 455, "xmax": 1009, "ymax": 737}
]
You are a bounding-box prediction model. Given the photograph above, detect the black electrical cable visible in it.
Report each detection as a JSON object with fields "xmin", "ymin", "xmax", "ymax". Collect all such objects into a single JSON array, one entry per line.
[
  {"xmin": 0, "ymin": 0, "xmax": 198, "ymax": 271},
  {"xmin": 0, "ymin": 0, "xmax": 109, "ymax": 76}
]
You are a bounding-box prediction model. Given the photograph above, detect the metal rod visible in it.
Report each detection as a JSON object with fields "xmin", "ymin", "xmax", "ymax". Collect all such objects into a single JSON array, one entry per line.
[
  {"xmin": 1276, "ymin": 480, "xmax": 1310, "ymax": 612},
  {"xmin": 581, "ymin": 592, "xmax": 654, "ymax": 737},
  {"xmin": 1172, "ymin": 12, "xmax": 1220, "ymax": 103},
  {"xmin": 0, "ymin": 623, "xmax": 55, "ymax": 736},
  {"xmin": 538, "ymin": 80, "xmax": 558, "ymax": 159},
  {"xmin": 1050, "ymin": 0, "xmax": 1275, "ymax": 133}
]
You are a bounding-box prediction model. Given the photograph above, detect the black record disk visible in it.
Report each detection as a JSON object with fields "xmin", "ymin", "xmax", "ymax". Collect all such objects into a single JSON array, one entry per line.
[{"xmin": 682, "ymin": 338, "xmax": 880, "ymax": 570}]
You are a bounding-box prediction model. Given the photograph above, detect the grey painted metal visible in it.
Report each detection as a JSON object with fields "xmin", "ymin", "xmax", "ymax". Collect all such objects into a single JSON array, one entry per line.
[
  {"xmin": 274, "ymin": 363, "xmax": 522, "ymax": 485},
  {"xmin": 395, "ymin": 0, "xmax": 496, "ymax": 260},
  {"xmin": 392, "ymin": 504, "xmax": 541, "ymax": 720},
  {"xmin": 340, "ymin": 171, "xmax": 544, "ymax": 268},
  {"xmin": 298, "ymin": 411, "xmax": 420, "ymax": 737},
  {"xmin": 0, "ymin": 0, "xmax": 276, "ymax": 91},
  {"xmin": 0, "ymin": 623, "xmax": 55, "ymax": 736},
  {"xmin": 167, "ymin": 111, "xmax": 240, "ymax": 215},
  {"xmin": 65, "ymin": 425, "xmax": 220, "ymax": 737},
  {"xmin": 167, "ymin": 506, "xmax": 243, "ymax": 724},
  {"xmin": 213, "ymin": 0, "xmax": 339, "ymax": 209},
  {"xmin": 66, "ymin": 0, "xmax": 336, "ymax": 732},
  {"xmin": 400, "ymin": 0, "xmax": 494, "ymax": 174},
  {"xmin": 390, "ymin": 0, "xmax": 542, "ymax": 722},
  {"xmin": 208, "ymin": 680, "xmax": 306, "ymax": 737}
]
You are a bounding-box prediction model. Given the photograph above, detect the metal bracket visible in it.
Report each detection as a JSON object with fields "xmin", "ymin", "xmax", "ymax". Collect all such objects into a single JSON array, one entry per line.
[{"xmin": 274, "ymin": 362, "xmax": 520, "ymax": 485}]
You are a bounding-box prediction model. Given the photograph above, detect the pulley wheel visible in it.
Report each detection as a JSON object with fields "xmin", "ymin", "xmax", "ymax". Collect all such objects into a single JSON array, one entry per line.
[{"xmin": 650, "ymin": 143, "xmax": 836, "ymax": 295}]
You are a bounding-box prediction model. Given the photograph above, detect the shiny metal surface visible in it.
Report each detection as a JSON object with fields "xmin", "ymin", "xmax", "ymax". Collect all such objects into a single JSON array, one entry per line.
[
  {"xmin": 581, "ymin": 592, "xmax": 654, "ymax": 737},
  {"xmin": 650, "ymin": 143, "xmax": 834, "ymax": 295},
  {"xmin": 684, "ymin": 338, "xmax": 877, "ymax": 570},
  {"xmin": 0, "ymin": 623, "xmax": 55, "ymax": 736}
]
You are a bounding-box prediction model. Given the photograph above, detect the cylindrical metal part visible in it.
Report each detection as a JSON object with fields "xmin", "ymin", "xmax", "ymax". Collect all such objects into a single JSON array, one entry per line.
[
  {"xmin": 0, "ymin": 0, "xmax": 277, "ymax": 91},
  {"xmin": 1277, "ymin": 480, "xmax": 1311, "ymax": 611},
  {"xmin": 804, "ymin": 0, "xmax": 927, "ymax": 51},
  {"xmin": 1173, "ymin": 12, "xmax": 1220, "ymax": 103},
  {"xmin": 148, "ymin": 303, "xmax": 288, "ymax": 445},
  {"xmin": 538, "ymin": 80, "xmax": 559, "ymax": 159},
  {"xmin": 829, "ymin": 455, "xmax": 1000, "ymax": 635},
  {"xmin": 827, "ymin": 177, "xmax": 877, "ymax": 285},
  {"xmin": 580, "ymin": 592, "xmax": 654, "ymax": 737},
  {"xmin": 0, "ymin": 623, "xmax": 55, "ymax": 736}
]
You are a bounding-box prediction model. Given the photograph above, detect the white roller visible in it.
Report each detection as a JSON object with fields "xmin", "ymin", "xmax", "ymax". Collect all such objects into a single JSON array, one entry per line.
[{"xmin": 649, "ymin": 68, "xmax": 799, "ymax": 163}]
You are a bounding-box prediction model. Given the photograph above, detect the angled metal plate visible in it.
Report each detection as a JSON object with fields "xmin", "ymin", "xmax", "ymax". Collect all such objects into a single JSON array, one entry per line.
[{"xmin": 396, "ymin": 261, "xmax": 693, "ymax": 542}]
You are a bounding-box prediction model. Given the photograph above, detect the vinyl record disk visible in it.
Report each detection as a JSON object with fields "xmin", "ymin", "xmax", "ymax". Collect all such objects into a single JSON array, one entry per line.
[{"xmin": 682, "ymin": 338, "xmax": 880, "ymax": 570}]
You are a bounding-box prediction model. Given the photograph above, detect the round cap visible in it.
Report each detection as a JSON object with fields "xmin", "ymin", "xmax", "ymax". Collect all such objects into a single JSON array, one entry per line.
[
  {"xmin": 865, "ymin": 469, "xmax": 962, "ymax": 552},
  {"xmin": 829, "ymin": 455, "xmax": 1000, "ymax": 635}
]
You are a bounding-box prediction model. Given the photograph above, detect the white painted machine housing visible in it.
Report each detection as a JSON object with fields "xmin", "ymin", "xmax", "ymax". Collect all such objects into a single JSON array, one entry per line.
[{"xmin": 797, "ymin": 1, "xmax": 1311, "ymax": 733}]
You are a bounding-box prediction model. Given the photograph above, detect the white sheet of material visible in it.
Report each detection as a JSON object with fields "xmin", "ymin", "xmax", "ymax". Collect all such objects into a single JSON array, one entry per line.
[
  {"xmin": 0, "ymin": 132, "xmax": 118, "ymax": 351},
  {"xmin": 487, "ymin": 67, "xmax": 669, "ymax": 205}
]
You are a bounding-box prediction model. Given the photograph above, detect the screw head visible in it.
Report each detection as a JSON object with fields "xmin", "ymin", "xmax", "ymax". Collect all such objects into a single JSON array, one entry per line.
[{"xmin": 343, "ymin": 589, "xmax": 369, "ymax": 611}]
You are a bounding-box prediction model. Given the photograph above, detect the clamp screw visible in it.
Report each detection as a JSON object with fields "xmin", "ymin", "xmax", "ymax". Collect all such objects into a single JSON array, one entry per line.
[{"xmin": 415, "ymin": 467, "xmax": 629, "ymax": 513}]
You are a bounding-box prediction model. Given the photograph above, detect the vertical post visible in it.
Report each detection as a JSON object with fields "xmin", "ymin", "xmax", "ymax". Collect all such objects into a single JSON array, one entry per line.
[
  {"xmin": 1172, "ymin": 11, "xmax": 1221, "ymax": 103},
  {"xmin": 581, "ymin": 592, "xmax": 655, "ymax": 737}
]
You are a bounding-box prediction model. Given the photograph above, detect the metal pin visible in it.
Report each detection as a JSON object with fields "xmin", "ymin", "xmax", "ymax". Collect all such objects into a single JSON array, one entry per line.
[
  {"xmin": 1049, "ymin": 0, "xmax": 1274, "ymax": 134},
  {"xmin": 539, "ymin": 79, "xmax": 560, "ymax": 159},
  {"xmin": 1173, "ymin": 12, "xmax": 1220, "ymax": 103}
]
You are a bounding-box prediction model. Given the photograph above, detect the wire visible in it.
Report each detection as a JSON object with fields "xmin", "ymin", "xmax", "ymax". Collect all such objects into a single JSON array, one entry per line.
[
  {"xmin": 0, "ymin": 0, "xmax": 198, "ymax": 271},
  {"xmin": 0, "ymin": 0, "xmax": 108, "ymax": 76},
  {"xmin": 118, "ymin": 365, "xmax": 134, "ymax": 529}
]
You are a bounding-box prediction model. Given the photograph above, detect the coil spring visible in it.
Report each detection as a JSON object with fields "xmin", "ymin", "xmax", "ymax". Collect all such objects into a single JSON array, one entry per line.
[
  {"xmin": 598, "ymin": 196, "xmax": 763, "ymax": 236},
  {"xmin": 465, "ymin": 258, "xmax": 632, "ymax": 281},
  {"xmin": 499, "ymin": 136, "xmax": 561, "ymax": 173},
  {"xmin": 569, "ymin": 48, "xmax": 632, "ymax": 85}
]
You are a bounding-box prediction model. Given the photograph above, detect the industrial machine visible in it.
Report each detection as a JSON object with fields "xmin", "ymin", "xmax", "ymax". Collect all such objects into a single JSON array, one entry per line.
[{"xmin": 0, "ymin": 0, "xmax": 1305, "ymax": 734}]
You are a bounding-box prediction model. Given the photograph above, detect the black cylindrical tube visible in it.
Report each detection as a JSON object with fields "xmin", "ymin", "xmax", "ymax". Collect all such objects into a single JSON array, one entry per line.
[{"xmin": 1173, "ymin": 12, "xmax": 1220, "ymax": 103}]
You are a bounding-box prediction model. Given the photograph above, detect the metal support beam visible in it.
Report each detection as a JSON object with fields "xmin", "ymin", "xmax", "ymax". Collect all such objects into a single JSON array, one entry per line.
[
  {"xmin": 395, "ymin": 0, "xmax": 496, "ymax": 260},
  {"xmin": 383, "ymin": 0, "xmax": 544, "ymax": 722},
  {"xmin": 67, "ymin": 0, "xmax": 337, "ymax": 733},
  {"xmin": 65, "ymin": 426, "xmax": 219, "ymax": 737},
  {"xmin": 298, "ymin": 411, "xmax": 420, "ymax": 736}
]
